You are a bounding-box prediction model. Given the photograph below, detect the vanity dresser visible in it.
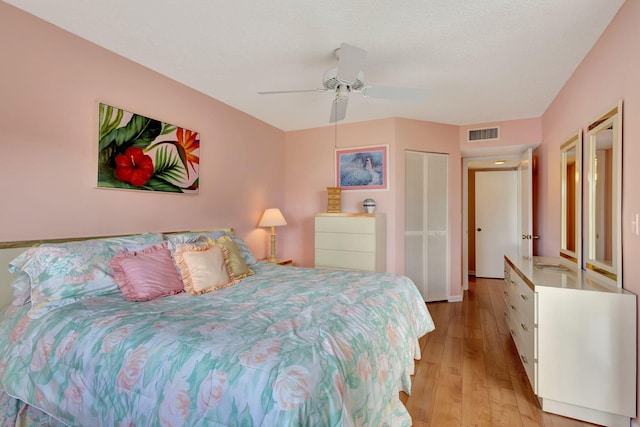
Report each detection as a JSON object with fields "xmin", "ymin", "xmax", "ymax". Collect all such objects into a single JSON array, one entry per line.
[{"xmin": 504, "ymin": 255, "xmax": 636, "ymax": 427}]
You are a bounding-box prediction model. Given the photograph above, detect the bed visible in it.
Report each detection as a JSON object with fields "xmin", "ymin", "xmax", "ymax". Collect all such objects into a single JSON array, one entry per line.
[{"xmin": 0, "ymin": 230, "xmax": 434, "ymax": 426}]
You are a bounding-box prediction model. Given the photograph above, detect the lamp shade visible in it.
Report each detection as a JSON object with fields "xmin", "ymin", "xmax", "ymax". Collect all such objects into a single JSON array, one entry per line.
[{"xmin": 258, "ymin": 208, "xmax": 287, "ymax": 227}]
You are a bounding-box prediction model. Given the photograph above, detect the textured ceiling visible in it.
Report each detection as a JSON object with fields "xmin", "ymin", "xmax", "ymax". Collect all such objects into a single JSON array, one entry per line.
[{"xmin": 5, "ymin": 0, "xmax": 625, "ymax": 131}]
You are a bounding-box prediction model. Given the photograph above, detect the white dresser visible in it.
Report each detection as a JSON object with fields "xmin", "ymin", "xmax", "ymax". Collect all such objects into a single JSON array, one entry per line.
[
  {"xmin": 314, "ymin": 213, "xmax": 386, "ymax": 272},
  {"xmin": 504, "ymin": 255, "xmax": 636, "ymax": 427}
]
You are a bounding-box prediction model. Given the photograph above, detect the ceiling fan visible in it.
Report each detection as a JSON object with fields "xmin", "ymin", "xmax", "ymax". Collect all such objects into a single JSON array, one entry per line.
[{"xmin": 257, "ymin": 43, "xmax": 428, "ymax": 123}]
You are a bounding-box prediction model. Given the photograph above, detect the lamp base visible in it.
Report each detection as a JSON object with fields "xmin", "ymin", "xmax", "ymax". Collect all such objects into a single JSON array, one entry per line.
[{"xmin": 268, "ymin": 230, "xmax": 278, "ymax": 263}]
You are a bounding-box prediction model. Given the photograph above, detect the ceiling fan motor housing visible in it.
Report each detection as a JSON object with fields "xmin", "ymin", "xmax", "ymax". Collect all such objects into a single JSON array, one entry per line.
[{"xmin": 322, "ymin": 67, "xmax": 364, "ymax": 91}]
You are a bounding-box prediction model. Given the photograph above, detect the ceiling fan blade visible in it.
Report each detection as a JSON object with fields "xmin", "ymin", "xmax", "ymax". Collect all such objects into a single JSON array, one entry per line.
[
  {"xmin": 361, "ymin": 85, "xmax": 428, "ymax": 102},
  {"xmin": 336, "ymin": 43, "xmax": 367, "ymax": 84},
  {"xmin": 330, "ymin": 96, "xmax": 349, "ymax": 123},
  {"xmin": 257, "ymin": 89, "xmax": 326, "ymax": 95}
]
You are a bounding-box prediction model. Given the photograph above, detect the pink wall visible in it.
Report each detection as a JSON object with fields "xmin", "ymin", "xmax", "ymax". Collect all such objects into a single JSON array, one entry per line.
[
  {"xmin": 541, "ymin": 0, "xmax": 640, "ymax": 276},
  {"xmin": 540, "ymin": 0, "xmax": 640, "ymax": 418},
  {"xmin": 0, "ymin": 2, "xmax": 285, "ymax": 258},
  {"xmin": 283, "ymin": 118, "xmax": 462, "ymax": 298},
  {"xmin": 283, "ymin": 119, "xmax": 396, "ymax": 266}
]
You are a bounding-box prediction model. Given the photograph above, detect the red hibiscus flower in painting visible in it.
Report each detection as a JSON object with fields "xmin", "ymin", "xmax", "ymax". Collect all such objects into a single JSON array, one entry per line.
[{"xmin": 114, "ymin": 147, "xmax": 154, "ymax": 187}]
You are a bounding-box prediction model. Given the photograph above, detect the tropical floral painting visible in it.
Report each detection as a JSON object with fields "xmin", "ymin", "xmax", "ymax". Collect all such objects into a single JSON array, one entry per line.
[
  {"xmin": 98, "ymin": 104, "xmax": 199, "ymax": 194},
  {"xmin": 336, "ymin": 145, "xmax": 388, "ymax": 190}
]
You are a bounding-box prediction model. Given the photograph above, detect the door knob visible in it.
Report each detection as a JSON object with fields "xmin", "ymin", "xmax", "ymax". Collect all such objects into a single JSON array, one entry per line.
[{"xmin": 477, "ymin": 228, "xmax": 482, "ymax": 231}]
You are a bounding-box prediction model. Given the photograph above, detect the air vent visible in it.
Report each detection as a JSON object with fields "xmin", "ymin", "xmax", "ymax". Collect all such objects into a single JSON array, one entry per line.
[{"xmin": 468, "ymin": 127, "xmax": 499, "ymax": 142}]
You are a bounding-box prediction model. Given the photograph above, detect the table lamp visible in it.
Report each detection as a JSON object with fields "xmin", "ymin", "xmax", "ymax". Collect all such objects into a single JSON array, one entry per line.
[{"xmin": 258, "ymin": 208, "xmax": 287, "ymax": 263}]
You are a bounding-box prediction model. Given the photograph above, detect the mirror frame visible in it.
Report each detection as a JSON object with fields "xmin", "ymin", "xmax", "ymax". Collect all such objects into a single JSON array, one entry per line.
[
  {"xmin": 584, "ymin": 100, "xmax": 622, "ymax": 286},
  {"xmin": 559, "ymin": 130, "xmax": 582, "ymax": 267}
]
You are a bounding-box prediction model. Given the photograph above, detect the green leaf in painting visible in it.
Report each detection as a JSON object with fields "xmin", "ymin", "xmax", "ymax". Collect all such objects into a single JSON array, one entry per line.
[
  {"xmin": 146, "ymin": 140, "xmax": 191, "ymax": 181},
  {"xmin": 145, "ymin": 177, "xmax": 183, "ymax": 193},
  {"xmin": 98, "ymin": 114, "xmax": 162, "ymax": 153},
  {"xmin": 173, "ymin": 143, "xmax": 189, "ymax": 177},
  {"xmin": 98, "ymin": 104, "xmax": 123, "ymax": 141},
  {"xmin": 153, "ymin": 145, "xmax": 187, "ymax": 185},
  {"xmin": 161, "ymin": 123, "xmax": 177, "ymax": 135}
]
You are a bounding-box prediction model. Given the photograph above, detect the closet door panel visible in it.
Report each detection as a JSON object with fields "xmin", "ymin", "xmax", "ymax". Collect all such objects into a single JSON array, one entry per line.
[
  {"xmin": 404, "ymin": 151, "xmax": 449, "ymax": 302},
  {"xmin": 405, "ymin": 234, "xmax": 425, "ymax": 295},
  {"xmin": 427, "ymin": 155, "xmax": 448, "ymax": 231},
  {"xmin": 426, "ymin": 233, "xmax": 448, "ymax": 301}
]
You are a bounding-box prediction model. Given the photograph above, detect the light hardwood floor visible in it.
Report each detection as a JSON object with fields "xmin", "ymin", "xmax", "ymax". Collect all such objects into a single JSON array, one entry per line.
[{"xmin": 401, "ymin": 276, "xmax": 599, "ymax": 427}]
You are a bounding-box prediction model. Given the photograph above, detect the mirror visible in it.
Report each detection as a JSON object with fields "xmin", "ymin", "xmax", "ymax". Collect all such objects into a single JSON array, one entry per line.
[
  {"xmin": 585, "ymin": 100, "xmax": 622, "ymax": 285},
  {"xmin": 560, "ymin": 131, "xmax": 581, "ymax": 267}
]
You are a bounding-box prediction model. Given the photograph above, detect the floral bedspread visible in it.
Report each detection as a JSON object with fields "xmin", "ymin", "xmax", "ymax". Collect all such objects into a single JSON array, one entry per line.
[{"xmin": 0, "ymin": 264, "xmax": 434, "ymax": 427}]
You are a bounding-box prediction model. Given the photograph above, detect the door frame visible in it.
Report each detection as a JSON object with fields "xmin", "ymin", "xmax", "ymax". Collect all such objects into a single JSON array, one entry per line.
[{"xmin": 462, "ymin": 154, "xmax": 521, "ymax": 291}]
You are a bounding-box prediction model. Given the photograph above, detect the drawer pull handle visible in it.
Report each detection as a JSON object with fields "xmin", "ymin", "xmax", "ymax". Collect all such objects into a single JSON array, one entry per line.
[
  {"xmin": 520, "ymin": 323, "xmax": 528, "ymax": 332},
  {"xmin": 520, "ymin": 294, "xmax": 528, "ymax": 301},
  {"xmin": 520, "ymin": 355, "xmax": 529, "ymax": 364},
  {"xmin": 510, "ymin": 305, "xmax": 517, "ymax": 311}
]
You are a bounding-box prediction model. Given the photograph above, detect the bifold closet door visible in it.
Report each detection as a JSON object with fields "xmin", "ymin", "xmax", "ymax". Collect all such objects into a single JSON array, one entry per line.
[{"xmin": 404, "ymin": 151, "xmax": 449, "ymax": 302}]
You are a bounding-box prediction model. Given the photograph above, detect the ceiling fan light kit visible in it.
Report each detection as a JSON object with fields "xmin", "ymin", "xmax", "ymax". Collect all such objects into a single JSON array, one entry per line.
[{"xmin": 258, "ymin": 42, "xmax": 428, "ymax": 123}]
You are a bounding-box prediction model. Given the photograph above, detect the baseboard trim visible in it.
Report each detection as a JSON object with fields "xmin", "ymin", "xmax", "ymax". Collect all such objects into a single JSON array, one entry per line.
[
  {"xmin": 541, "ymin": 397, "xmax": 631, "ymax": 427},
  {"xmin": 448, "ymin": 295, "xmax": 463, "ymax": 302}
]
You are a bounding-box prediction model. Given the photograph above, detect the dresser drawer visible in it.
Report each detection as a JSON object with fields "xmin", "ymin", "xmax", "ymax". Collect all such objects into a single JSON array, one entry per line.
[
  {"xmin": 513, "ymin": 278, "xmax": 535, "ymax": 326},
  {"xmin": 515, "ymin": 316, "xmax": 535, "ymax": 359},
  {"xmin": 519, "ymin": 343, "xmax": 536, "ymax": 391},
  {"xmin": 315, "ymin": 216, "xmax": 376, "ymax": 234},
  {"xmin": 315, "ymin": 232, "xmax": 376, "ymax": 252},
  {"xmin": 315, "ymin": 249, "xmax": 376, "ymax": 271},
  {"xmin": 509, "ymin": 315, "xmax": 535, "ymax": 391}
]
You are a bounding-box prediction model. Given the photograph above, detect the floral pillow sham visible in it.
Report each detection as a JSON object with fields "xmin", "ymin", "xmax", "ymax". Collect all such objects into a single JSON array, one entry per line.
[
  {"xmin": 8, "ymin": 233, "xmax": 164, "ymax": 318},
  {"xmin": 9, "ymin": 272, "xmax": 31, "ymax": 306},
  {"xmin": 164, "ymin": 231, "xmax": 258, "ymax": 266},
  {"xmin": 6, "ymin": 231, "xmax": 259, "ymax": 316}
]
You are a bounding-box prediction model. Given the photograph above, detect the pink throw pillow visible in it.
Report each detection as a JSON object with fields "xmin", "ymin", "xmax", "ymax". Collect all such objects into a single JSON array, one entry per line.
[{"xmin": 109, "ymin": 242, "xmax": 184, "ymax": 302}]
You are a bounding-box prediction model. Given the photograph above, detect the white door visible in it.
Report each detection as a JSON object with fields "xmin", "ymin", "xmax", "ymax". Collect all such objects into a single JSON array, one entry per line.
[
  {"xmin": 475, "ymin": 170, "xmax": 518, "ymax": 278},
  {"xmin": 519, "ymin": 148, "xmax": 533, "ymax": 258},
  {"xmin": 404, "ymin": 151, "xmax": 449, "ymax": 301}
]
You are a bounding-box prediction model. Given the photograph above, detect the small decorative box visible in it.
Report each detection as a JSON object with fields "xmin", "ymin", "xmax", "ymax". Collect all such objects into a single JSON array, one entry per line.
[{"xmin": 327, "ymin": 187, "xmax": 342, "ymax": 213}]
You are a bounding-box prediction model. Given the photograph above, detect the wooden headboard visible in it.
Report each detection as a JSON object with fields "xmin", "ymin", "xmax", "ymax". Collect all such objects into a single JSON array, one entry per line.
[{"xmin": 0, "ymin": 228, "xmax": 233, "ymax": 310}]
